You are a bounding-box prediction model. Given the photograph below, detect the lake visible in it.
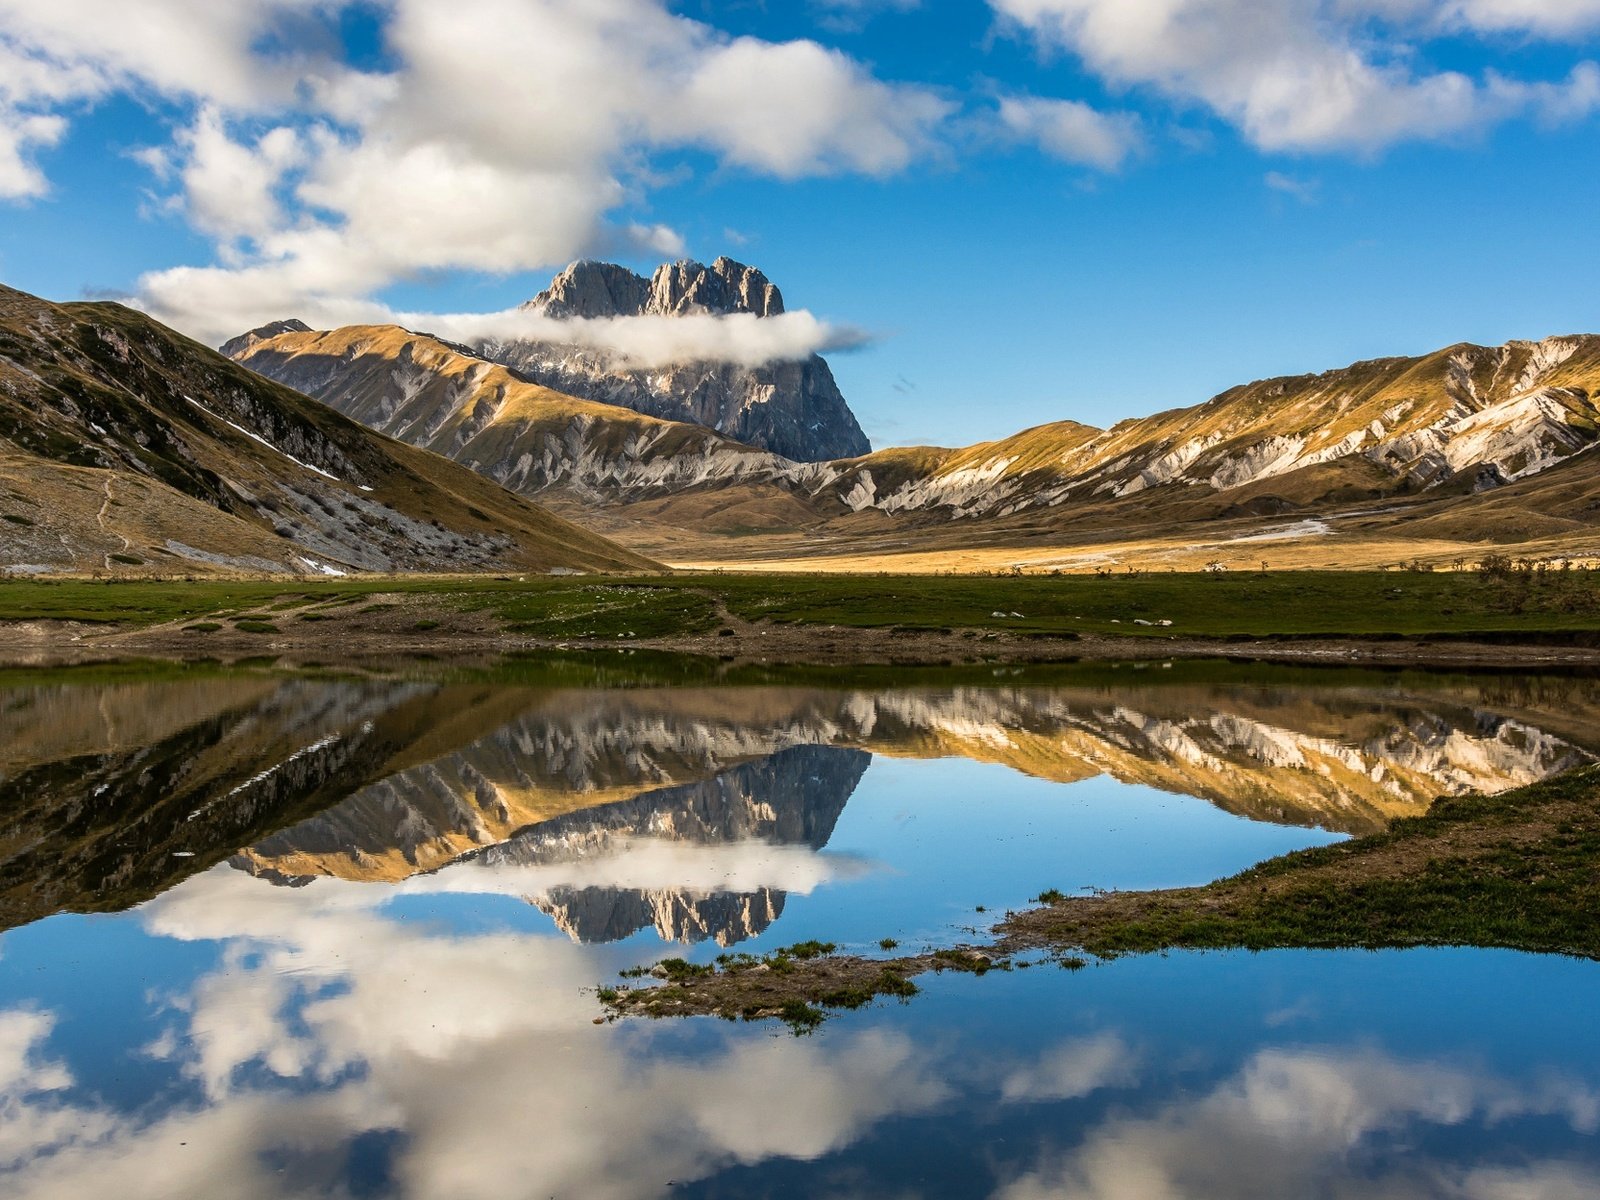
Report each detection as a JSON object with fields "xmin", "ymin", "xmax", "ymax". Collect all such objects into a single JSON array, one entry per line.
[{"xmin": 2, "ymin": 659, "xmax": 1598, "ymax": 1198}]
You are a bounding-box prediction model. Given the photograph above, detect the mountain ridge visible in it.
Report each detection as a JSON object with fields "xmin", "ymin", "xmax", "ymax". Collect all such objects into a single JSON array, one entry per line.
[
  {"xmin": 230, "ymin": 318, "xmax": 1600, "ymax": 564},
  {"xmin": 529, "ymin": 256, "xmax": 786, "ymax": 320}
]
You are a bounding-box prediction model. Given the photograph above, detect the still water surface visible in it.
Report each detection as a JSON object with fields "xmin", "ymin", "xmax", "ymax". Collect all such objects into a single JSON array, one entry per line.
[{"xmin": 2, "ymin": 662, "xmax": 1598, "ymax": 1198}]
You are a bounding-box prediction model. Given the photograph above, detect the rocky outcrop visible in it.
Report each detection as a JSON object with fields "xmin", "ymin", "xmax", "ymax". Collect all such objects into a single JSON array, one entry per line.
[
  {"xmin": 528, "ymin": 262, "xmax": 654, "ymax": 319},
  {"xmin": 219, "ymin": 318, "xmax": 312, "ymax": 360},
  {"xmin": 531, "ymin": 257, "xmax": 784, "ymax": 320},
  {"xmin": 643, "ymin": 257, "xmax": 785, "ymax": 318}
]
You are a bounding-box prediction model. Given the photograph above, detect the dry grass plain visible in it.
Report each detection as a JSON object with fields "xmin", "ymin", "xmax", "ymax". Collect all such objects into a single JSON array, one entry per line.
[{"xmin": 669, "ymin": 529, "xmax": 1600, "ymax": 576}]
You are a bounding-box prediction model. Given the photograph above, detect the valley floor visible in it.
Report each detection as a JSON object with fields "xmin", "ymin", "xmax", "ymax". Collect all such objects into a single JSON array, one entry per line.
[
  {"xmin": 537, "ymin": 461, "xmax": 1600, "ymax": 577},
  {"xmin": 667, "ymin": 531, "xmax": 1600, "ymax": 576}
]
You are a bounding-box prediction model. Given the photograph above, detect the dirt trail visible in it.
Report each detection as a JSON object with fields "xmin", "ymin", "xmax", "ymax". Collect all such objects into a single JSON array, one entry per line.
[{"xmin": 95, "ymin": 477, "xmax": 133, "ymax": 570}]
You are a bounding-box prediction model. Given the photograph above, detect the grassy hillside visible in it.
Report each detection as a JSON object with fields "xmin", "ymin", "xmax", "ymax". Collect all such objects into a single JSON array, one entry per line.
[
  {"xmin": 0, "ymin": 286, "xmax": 654, "ymax": 576},
  {"xmin": 231, "ymin": 325, "xmax": 782, "ymax": 497}
]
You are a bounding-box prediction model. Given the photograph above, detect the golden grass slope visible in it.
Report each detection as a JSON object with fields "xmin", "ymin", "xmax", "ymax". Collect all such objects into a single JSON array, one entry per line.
[
  {"xmin": 233, "ymin": 325, "xmax": 784, "ymax": 498},
  {"xmin": 822, "ymin": 336, "xmax": 1600, "ymax": 517}
]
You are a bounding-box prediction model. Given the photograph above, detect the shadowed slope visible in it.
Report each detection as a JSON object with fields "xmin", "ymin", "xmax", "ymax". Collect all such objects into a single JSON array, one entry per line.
[{"xmin": 0, "ymin": 285, "xmax": 655, "ymax": 576}]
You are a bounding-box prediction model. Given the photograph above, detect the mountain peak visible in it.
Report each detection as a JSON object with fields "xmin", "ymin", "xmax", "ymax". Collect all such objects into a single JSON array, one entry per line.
[
  {"xmin": 648, "ymin": 257, "xmax": 784, "ymax": 318},
  {"xmin": 219, "ymin": 318, "xmax": 312, "ymax": 358},
  {"xmin": 525, "ymin": 256, "xmax": 784, "ymax": 320},
  {"xmin": 526, "ymin": 261, "xmax": 653, "ymax": 319}
]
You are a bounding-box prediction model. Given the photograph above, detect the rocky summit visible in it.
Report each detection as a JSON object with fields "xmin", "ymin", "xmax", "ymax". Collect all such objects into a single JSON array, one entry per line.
[
  {"xmin": 479, "ymin": 256, "xmax": 869, "ymax": 462},
  {"xmin": 529, "ymin": 256, "xmax": 785, "ymax": 320}
]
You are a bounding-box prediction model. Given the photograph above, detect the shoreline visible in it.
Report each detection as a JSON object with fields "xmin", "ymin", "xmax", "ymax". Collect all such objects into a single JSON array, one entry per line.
[{"xmin": 4, "ymin": 614, "xmax": 1600, "ymax": 672}]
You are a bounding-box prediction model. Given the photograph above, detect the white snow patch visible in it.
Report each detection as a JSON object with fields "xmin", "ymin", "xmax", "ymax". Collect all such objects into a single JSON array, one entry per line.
[
  {"xmin": 221, "ymin": 734, "xmax": 343, "ymax": 801},
  {"xmin": 296, "ymin": 556, "xmax": 348, "ymax": 577}
]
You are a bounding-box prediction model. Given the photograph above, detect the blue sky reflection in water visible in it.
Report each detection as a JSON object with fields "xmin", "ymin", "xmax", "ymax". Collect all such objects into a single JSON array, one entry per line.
[{"xmin": 1, "ymin": 667, "xmax": 1598, "ymax": 1197}]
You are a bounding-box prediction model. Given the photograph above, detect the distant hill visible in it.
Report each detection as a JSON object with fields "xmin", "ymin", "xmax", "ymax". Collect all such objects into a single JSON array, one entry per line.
[
  {"xmin": 227, "ymin": 324, "xmax": 791, "ymax": 501},
  {"xmin": 0, "ymin": 284, "xmax": 654, "ymax": 576},
  {"xmin": 823, "ymin": 335, "xmax": 1600, "ymax": 517}
]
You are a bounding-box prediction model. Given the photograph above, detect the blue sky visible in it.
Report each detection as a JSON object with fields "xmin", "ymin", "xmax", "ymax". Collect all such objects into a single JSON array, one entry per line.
[{"xmin": 2, "ymin": 0, "xmax": 1599, "ymax": 449}]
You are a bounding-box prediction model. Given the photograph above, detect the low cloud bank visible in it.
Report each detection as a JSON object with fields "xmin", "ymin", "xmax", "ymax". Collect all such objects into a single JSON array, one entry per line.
[
  {"xmin": 141, "ymin": 282, "xmax": 867, "ymax": 369},
  {"xmin": 410, "ymin": 306, "xmax": 873, "ymax": 369}
]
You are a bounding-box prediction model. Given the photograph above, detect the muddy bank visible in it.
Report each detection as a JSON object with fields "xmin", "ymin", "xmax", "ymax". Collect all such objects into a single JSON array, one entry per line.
[{"xmin": 631, "ymin": 614, "xmax": 1600, "ymax": 670}]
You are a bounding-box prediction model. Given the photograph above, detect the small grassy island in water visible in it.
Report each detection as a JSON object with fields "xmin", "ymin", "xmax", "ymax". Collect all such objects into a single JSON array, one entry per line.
[{"xmin": 602, "ymin": 764, "xmax": 1600, "ymax": 1030}]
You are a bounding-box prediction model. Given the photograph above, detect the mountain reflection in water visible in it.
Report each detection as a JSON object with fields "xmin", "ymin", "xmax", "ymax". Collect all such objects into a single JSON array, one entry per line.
[{"xmin": 0, "ymin": 667, "xmax": 1594, "ymax": 944}]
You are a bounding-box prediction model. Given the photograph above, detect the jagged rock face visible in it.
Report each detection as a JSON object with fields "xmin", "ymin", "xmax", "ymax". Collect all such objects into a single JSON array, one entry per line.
[
  {"xmin": 485, "ymin": 257, "xmax": 868, "ymax": 462},
  {"xmin": 528, "ymin": 262, "xmax": 654, "ymax": 319},
  {"xmin": 645, "ymin": 257, "xmax": 785, "ymax": 318},
  {"xmin": 485, "ymin": 345, "xmax": 863, "ymax": 464},
  {"xmin": 532, "ymin": 257, "xmax": 785, "ymax": 319}
]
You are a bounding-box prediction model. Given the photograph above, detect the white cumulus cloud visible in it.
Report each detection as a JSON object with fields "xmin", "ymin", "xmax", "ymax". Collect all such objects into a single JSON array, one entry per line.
[
  {"xmin": 0, "ymin": 0, "xmax": 950, "ymax": 343},
  {"xmin": 435, "ymin": 308, "xmax": 874, "ymax": 370},
  {"xmin": 990, "ymin": 0, "xmax": 1600, "ymax": 152},
  {"xmin": 1346, "ymin": 0, "xmax": 1600, "ymax": 38}
]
